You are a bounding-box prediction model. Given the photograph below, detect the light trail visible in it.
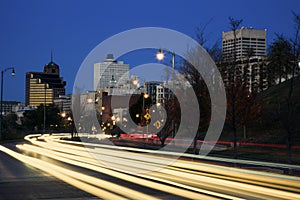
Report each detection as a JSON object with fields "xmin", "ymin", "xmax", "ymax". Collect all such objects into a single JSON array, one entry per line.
[
  {"xmin": 1, "ymin": 133, "xmax": 300, "ymax": 200},
  {"xmin": 51, "ymin": 134, "xmax": 300, "ymax": 171},
  {"xmin": 34, "ymin": 135, "xmax": 300, "ymax": 191},
  {"xmin": 0, "ymin": 145, "xmax": 129, "ymax": 200},
  {"xmin": 16, "ymin": 143, "xmax": 231, "ymax": 200},
  {"xmin": 24, "ymin": 134, "xmax": 300, "ymax": 199}
]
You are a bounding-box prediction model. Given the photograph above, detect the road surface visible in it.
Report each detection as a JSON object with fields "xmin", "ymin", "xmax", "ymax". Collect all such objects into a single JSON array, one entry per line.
[
  {"xmin": 0, "ymin": 147, "xmax": 98, "ymax": 200},
  {"xmin": 1, "ymin": 134, "xmax": 300, "ymax": 200}
]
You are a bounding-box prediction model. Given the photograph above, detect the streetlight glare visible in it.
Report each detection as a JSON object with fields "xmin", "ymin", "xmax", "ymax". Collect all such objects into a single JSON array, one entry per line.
[
  {"xmin": 61, "ymin": 112, "xmax": 66, "ymax": 118},
  {"xmin": 132, "ymin": 79, "xmax": 139, "ymax": 86},
  {"xmin": 11, "ymin": 68, "xmax": 15, "ymax": 76},
  {"xmin": 144, "ymin": 93, "xmax": 149, "ymax": 98},
  {"xmin": 156, "ymin": 50, "xmax": 165, "ymax": 61}
]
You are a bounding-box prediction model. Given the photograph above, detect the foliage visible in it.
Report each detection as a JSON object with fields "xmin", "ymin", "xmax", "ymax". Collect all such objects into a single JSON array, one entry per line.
[
  {"xmin": 1, "ymin": 113, "xmax": 27, "ymax": 140},
  {"xmin": 225, "ymin": 80, "xmax": 262, "ymax": 139},
  {"xmin": 157, "ymin": 96, "xmax": 181, "ymax": 146},
  {"xmin": 22, "ymin": 104, "xmax": 62, "ymax": 131},
  {"xmin": 267, "ymin": 35, "xmax": 293, "ymax": 85}
]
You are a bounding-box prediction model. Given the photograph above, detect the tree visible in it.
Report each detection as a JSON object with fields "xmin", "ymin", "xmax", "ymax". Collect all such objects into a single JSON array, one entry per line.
[
  {"xmin": 1, "ymin": 113, "xmax": 26, "ymax": 140},
  {"xmin": 268, "ymin": 35, "xmax": 293, "ymax": 85},
  {"xmin": 194, "ymin": 22, "xmax": 222, "ymax": 62},
  {"xmin": 22, "ymin": 109, "xmax": 38, "ymax": 131},
  {"xmin": 225, "ymin": 80, "xmax": 261, "ymax": 140},
  {"xmin": 224, "ymin": 17, "xmax": 243, "ymax": 159},
  {"xmin": 22, "ymin": 104, "xmax": 61, "ymax": 132},
  {"xmin": 284, "ymin": 11, "xmax": 300, "ymax": 164},
  {"xmin": 157, "ymin": 96, "xmax": 181, "ymax": 147}
]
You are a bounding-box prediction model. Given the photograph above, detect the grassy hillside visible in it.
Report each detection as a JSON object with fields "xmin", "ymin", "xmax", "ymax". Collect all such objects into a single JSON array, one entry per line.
[{"xmin": 259, "ymin": 75, "xmax": 300, "ymax": 145}]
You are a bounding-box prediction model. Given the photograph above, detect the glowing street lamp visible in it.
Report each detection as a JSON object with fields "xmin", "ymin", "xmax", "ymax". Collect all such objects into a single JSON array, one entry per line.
[
  {"xmin": 111, "ymin": 115, "xmax": 116, "ymax": 121},
  {"xmin": 61, "ymin": 112, "xmax": 66, "ymax": 118},
  {"xmin": 156, "ymin": 48, "xmax": 175, "ymax": 71},
  {"xmin": 142, "ymin": 93, "xmax": 149, "ymax": 117},
  {"xmin": 132, "ymin": 79, "xmax": 139, "ymax": 86},
  {"xmin": 156, "ymin": 49, "xmax": 165, "ymax": 61},
  {"xmin": 87, "ymin": 98, "xmax": 93, "ymax": 103}
]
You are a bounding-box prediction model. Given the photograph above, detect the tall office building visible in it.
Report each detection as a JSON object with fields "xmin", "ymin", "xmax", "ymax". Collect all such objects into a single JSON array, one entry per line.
[
  {"xmin": 222, "ymin": 28, "xmax": 266, "ymax": 61},
  {"xmin": 221, "ymin": 28, "xmax": 268, "ymax": 92},
  {"xmin": 25, "ymin": 59, "xmax": 66, "ymax": 106},
  {"xmin": 94, "ymin": 54, "xmax": 129, "ymax": 90}
]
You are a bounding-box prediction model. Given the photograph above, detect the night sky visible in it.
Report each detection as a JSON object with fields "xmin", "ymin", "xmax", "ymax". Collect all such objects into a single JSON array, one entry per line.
[{"xmin": 0, "ymin": 0, "xmax": 299, "ymax": 102}]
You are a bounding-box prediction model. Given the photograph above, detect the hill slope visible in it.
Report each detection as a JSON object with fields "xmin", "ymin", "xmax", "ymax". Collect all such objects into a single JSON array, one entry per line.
[{"xmin": 260, "ymin": 75, "xmax": 300, "ymax": 145}]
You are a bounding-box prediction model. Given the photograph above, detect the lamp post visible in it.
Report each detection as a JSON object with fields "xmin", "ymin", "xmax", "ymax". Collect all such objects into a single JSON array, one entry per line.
[
  {"xmin": 43, "ymin": 83, "xmax": 47, "ymax": 134},
  {"xmin": 156, "ymin": 48, "xmax": 175, "ymax": 71},
  {"xmin": 0, "ymin": 67, "xmax": 15, "ymax": 140},
  {"xmin": 142, "ymin": 93, "xmax": 149, "ymax": 139}
]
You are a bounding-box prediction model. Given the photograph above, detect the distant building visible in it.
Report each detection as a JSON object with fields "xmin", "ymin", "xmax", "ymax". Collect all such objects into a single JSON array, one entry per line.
[
  {"xmin": 94, "ymin": 54, "xmax": 129, "ymax": 90},
  {"xmin": 25, "ymin": 58, "xmax": 66, "ymax": 106},
  {"xmin": 101, "ymin": 92, "xmax": 140, "ymax": 125},
  {"xmin": 156, "ymin": 84, "xmax": 172, "ymax": 104},
  {"xmin": 222, "ymin": 28, "xmax": 266, "ymax": 61},
  {"xmin": 13, "ymin": 103, "xmax": 36, "ymax": 125},
  {"xmin": 144, "ymin": 81, "xmax": 162, "ymax": 104},
  {"xmin": 1, "ymin": 101, "xmax": 20, "ymax": 116},
  {"xmin": 144, "ymin": 77, "xmax": 190, "ymax": 104},
  {"xmin": 53, "ymin": 95, "xmax": 72, "ymax": 113},
  {"xmin": 221, "ymin": 28, "xmax": 268, "ymax": 92}
]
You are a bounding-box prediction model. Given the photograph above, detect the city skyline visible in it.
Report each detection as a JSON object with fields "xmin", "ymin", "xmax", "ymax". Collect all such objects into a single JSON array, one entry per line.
[{"xmin": 1, "ymin": 0, "xmax": 299, "ymax": 102}]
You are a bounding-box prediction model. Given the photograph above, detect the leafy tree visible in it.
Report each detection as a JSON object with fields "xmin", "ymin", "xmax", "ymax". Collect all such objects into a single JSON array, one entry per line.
[
  {"xmin": 22, "ymin": 104, "xmax": 61, "ymax": 132},
  {"xmin": 268, "ymin": 35, "xmax": 293, "ymax": 85},
  {"xmin": 1, "ymin": 113, "xmax": 26, "ymax": 140},
  {"xmin": 284, "ymin": 11, "xmax": 300, "ymax": 164},
  {"xmin": 22, "ymin": 109, "xmax": 38, "ymax": 131}
]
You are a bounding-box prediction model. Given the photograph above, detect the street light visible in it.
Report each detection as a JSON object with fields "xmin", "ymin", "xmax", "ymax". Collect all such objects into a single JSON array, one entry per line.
[
  {"xmin": 156, "ymin": 48, "xmax": 175, "ymax": 71},
  {"xmin": 0, "ymin": 67, "xmax": 15, "ymax": 140},
  {"xmin": 61, "ymin": 112, "xmax": 66, "ymax": 118},
  {"xmin": 142, "ymin": 93, "xmax": 149, "ymax": 118},
  {"xmin": 142, "ymin": 93, "xmax": 150, "ymax": 138}
]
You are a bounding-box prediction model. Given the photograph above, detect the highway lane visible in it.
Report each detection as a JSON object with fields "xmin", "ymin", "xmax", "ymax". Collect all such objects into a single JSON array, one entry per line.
[
  {"xmin": 1, "ymin": 133, "xmax": 300, "ymax": 200},
  {"xmin": 0, "ymin": 148, "xmax": 99, "ymax": 200}
]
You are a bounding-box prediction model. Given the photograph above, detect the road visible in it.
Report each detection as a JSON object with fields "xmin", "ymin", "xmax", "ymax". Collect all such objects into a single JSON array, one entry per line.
[
  {"xmin": 1, "ymin": 134, "xmax": 300, "ymax": 200},
  {"xmin": 0, "ymin": 146, "xmax": 98, "ymax": 200}
]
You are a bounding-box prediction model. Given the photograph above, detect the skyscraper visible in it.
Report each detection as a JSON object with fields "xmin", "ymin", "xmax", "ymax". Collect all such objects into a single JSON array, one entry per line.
[
  {"xmin": 25, "ymin": 59, "xmax": 66, "ymax": 106},
  {"xmin": 222, "ymin": 28, "xmax": 266, "ymax": 61},
  {"xmin": 94, "ymin": 54, "xmax": 129, "ymax": 90},
  {"xmin": 221, "ymin": 28, "xmax": 268, "ymax": 92}
]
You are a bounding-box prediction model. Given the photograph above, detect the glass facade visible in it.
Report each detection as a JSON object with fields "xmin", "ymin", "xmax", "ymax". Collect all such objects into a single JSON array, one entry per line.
[{"xmin": 94, "ymin": 54, "xmax": 129, "ymax": 90}]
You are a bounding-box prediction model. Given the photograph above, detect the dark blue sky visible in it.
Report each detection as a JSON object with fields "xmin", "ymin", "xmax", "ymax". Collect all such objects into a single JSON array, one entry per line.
[{"xmin": 0, "ymin": 0, "xmax": 299, "ymax": 102}]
